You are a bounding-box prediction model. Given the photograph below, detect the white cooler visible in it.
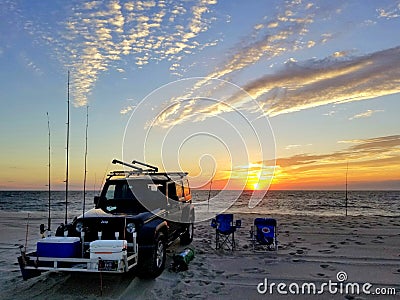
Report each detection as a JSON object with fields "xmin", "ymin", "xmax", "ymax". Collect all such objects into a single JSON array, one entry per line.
[{"xmin": 89, "ymin": 240, "xmax": 127, "ymax": 260}]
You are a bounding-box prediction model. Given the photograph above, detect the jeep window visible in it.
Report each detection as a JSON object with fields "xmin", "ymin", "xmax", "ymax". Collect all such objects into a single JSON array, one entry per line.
[
  {"xmin": 105, "ymin": 182, "xmax": 132, "ymax": 200},
  {"xmin": 183, "ymin": 179, "xmax": 190, "ymax": 197},
  {"xmin": 128, "ymin": 178, "xmax": 168, "ymax": 211},
  {"xmin": 101, "ymin": 181, "xmax": 146, "ymax": 213},
  {"xmin": 175, "ymin": 183, "xmax": 183, "ymax": 199}
]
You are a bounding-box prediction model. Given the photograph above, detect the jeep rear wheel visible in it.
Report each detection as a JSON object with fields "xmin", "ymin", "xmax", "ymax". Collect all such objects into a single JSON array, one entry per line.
[
  {"xmin": 138, "ymin": 232, "xmax": 166, "ymax": 279},
  {"xmin": 180, "ymin": 216, "xmax": 194, "ymax": 245}
]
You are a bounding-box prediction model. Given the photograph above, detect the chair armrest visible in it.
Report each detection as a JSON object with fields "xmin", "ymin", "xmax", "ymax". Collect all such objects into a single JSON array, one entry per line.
[{"xmin": 211, "ymin": 218, "xmax": 217, "ymax": 228}]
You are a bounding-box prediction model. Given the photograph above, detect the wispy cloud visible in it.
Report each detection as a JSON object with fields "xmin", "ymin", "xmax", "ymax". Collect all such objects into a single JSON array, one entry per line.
[
  {"xmin": 153, "ymin": 0, "xmax": 320, "ymax": 127},
  {"xmin": 52, "ymin": 0, "xmax": 216, "ymax": 106},
  {"xmin": 241, "ymin": 47, "xmax": 400, "ymax": 117},
  {"xmin": 377, "ymin": 1, "xmax": 400, "ymax": 19},
  {"xmin": 349, "ymin": 109, "xmax": 383, "ymax": 120},
  {"xmin": 206, "ymin": 1, "xmax": 316, "ymax": 80},
  {"xmin": 323, "ymin": 110, "xmax": 336, "ymax": 116},
  {"xmin": 120, "ymin": 105, "xmax": 136, "ymax": 115},
  {"xmin": 338, "ymin": 135, "xmax": 400, "ymax": 150},
  {"xmin": 285, "ymin": 144, "xmax": 312, "ymax": 150},
  {"xmin": 20, "ymin": 52, "xmax": 43, "ymax": 75},
  {"xmin": 285, "ymin": 144, "xmax": 302, "ymax": 150},
  {"xmin": 154, "ymin": 46, "xmax": 400, "ymax": 127},
  {"xmin": 144, "ymin": 1, "xmax": 400, "ymax": 128}
]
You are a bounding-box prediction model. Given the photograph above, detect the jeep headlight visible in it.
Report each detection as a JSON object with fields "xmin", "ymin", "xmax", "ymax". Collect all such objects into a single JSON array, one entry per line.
[
  {"xmin": 75, "ymin": 220, "xmax": 83, "ymax": 233},
  {"xmin": 126, "ymin": 223, "xmax": 136, "ymax": 233}
]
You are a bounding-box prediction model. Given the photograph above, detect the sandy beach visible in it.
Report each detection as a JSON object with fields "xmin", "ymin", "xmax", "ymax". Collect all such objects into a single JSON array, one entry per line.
[{"xmin": 0, "ymin": 211, "xmax": 399, "ymax": 299}]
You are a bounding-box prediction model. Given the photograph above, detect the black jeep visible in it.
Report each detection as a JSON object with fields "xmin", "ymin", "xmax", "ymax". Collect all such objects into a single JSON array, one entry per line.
[{"xmin": 57, "ymin": 159, "xmax": 195, "ymax": 278}]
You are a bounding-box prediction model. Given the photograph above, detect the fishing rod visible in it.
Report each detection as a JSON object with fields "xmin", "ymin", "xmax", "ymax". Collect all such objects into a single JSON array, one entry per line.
[
  {"xmin": 83, "ymin": 106, "xmax": 89, "ymax": 219},
  {"xmin": 65, "ymin": 71, "xmax": 70, "ymax": 224},
  {"xmin": 82, "ymin": 105, "xmax": 89, "ymax": 257},
  {"xmin": 46, "ymin": 112, "xmax": 51, "ymax": 231},
  {"xmin": 25, "ymin": 213, "xmax": 30, "ymax": 251},
  {"xmin": 345, "ymin": 161, "xmax": 348, "ymax": 217}
]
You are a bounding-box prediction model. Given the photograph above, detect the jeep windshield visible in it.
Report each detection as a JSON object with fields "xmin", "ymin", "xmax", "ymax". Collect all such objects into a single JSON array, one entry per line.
[{"xmin": 100, "ymin": 179, "xmax": 167, "ymax": 214}]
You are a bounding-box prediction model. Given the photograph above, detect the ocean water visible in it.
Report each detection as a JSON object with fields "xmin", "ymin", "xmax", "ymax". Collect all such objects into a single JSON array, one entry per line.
[{"xmin": 0, "ymin": 190, "xmax": 399, "ymax": 219}]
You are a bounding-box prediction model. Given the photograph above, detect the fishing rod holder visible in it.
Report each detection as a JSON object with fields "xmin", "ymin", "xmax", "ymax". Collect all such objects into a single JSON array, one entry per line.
[
  {"xmin": 132, "ymin": 160, "xmax": 158, "ymax": 172},
  {"xmin": 112, "ymin": 159, "xmax": 158, "ymax": 172}
]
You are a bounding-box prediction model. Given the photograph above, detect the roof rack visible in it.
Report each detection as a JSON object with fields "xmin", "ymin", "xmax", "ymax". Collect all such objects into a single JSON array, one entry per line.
[
  {"xmin": 108, "ymin": 159, "xmax": 188, "ymax": 180},
  {"xmin": 106, "ymin": 170, "xmax": 139, "ymax": 180}
]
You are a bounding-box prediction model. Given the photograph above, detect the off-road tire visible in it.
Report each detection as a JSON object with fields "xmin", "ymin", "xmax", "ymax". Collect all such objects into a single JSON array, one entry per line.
[
  {"xmin": 180, "ymin": 216, "xmax": 194, "ymax": 245},
  {"xmin": 137, "ymin": 232, "xmax": 166, "ymax": 279}
]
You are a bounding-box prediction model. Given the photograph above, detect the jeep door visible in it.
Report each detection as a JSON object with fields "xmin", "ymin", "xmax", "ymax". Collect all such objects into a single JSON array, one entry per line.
[
  {"xmin": 181, "ymin": 178, "xmax": 193, "ymax": 223},
  {"xmin": 166, "ymin": 181, "xmax": 184, "ymax": 239}
]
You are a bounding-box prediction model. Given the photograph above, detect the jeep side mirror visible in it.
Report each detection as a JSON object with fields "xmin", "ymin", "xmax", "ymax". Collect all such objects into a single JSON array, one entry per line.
[
  {"xmin": 40, "ymin": 224, "xmax": 45, "ymax": 234},
  {"xmin": 94, "ymin": 196, "xmax": 101, "ymax": 207}
]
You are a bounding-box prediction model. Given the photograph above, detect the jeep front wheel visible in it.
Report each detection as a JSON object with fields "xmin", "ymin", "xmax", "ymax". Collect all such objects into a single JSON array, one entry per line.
[{"xmin": 138, "ymin": 232, "xmax": 166, "ymax": 278}]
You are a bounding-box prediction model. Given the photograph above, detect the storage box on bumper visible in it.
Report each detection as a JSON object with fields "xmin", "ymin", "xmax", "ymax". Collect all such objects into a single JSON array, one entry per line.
[
  {"xmin": 37, "ymin": 237, "xmax": 81, "ymax": 258},
  {"xmin": 90, "ymin": 240, "xmax": 128, "ymax": 272}
]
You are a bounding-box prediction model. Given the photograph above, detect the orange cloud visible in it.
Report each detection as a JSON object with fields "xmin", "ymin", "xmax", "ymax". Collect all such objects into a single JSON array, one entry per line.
[
  {"xmin": 197, "ymin": 135, "xmax": 399, "ymax": 190},
  {"xmin": 269, "ymin": 135, "xmax": 400, "ymax": 190}
]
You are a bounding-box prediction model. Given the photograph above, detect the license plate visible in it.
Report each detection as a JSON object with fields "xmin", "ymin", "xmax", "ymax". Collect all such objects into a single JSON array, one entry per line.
[{"xmin": 98, "ymin": 260, "xmax": 118, "ymax": 271}]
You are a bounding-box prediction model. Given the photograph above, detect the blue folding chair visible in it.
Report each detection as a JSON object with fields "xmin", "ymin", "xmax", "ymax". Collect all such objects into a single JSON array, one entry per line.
[
  {"xmin": 250, "ymin": 218, "xmax": 278, "ymax": 251},
  {"xmin": 211, "ymin": 214, "xmax": 241, "ymax": 250}
]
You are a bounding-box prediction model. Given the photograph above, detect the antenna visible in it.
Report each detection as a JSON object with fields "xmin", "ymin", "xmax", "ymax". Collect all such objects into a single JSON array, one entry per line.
[
  {"xmin": 93, "ymin": 173, "xmax": 96, "ymax": 195},
  {"xmin": 207, "ymin": 177, "xmax": 213, "ymax": 210},
  {"xmin": 65, "ymin": 71, "xmax": 70, "ymax": 224},
  {"xmin": 99, "ymin": 163, "xmax": 110, "ymax": 195},
  {"xmin": 83, "ymin": 106, "xmax": 89, "ymax": 219},
  {"xmin": 207, "ymin": 164, "xmax": 215, "ymax": 210},
  {"xmin": 345, "ymin": 161, "xmax": 348, "ymax": 217},
  {"xmin": 46, "ymin": 112, "xmax": 51, "ymax": 231}
]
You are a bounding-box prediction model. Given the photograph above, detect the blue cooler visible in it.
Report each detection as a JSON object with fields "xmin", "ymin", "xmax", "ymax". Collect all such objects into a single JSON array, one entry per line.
[{"xmin": 37, "ymin": 237, "xmax": 81, "ymax": 258}]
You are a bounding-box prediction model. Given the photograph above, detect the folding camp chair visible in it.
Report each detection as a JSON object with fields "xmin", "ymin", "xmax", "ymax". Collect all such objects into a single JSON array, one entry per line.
[
  {"xmin": 211, "ymin": 214, "xmax": 241, "ymax": 250},
  {"xmin": 250, "ymin": 218, "xmax": 278, "ymax": 251}
]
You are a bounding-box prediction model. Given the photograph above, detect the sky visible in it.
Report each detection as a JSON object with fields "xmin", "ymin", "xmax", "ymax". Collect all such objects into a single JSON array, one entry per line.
[{"xmin": 0, "ymin": 0, "xmax": 399, "ymax": 191}]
